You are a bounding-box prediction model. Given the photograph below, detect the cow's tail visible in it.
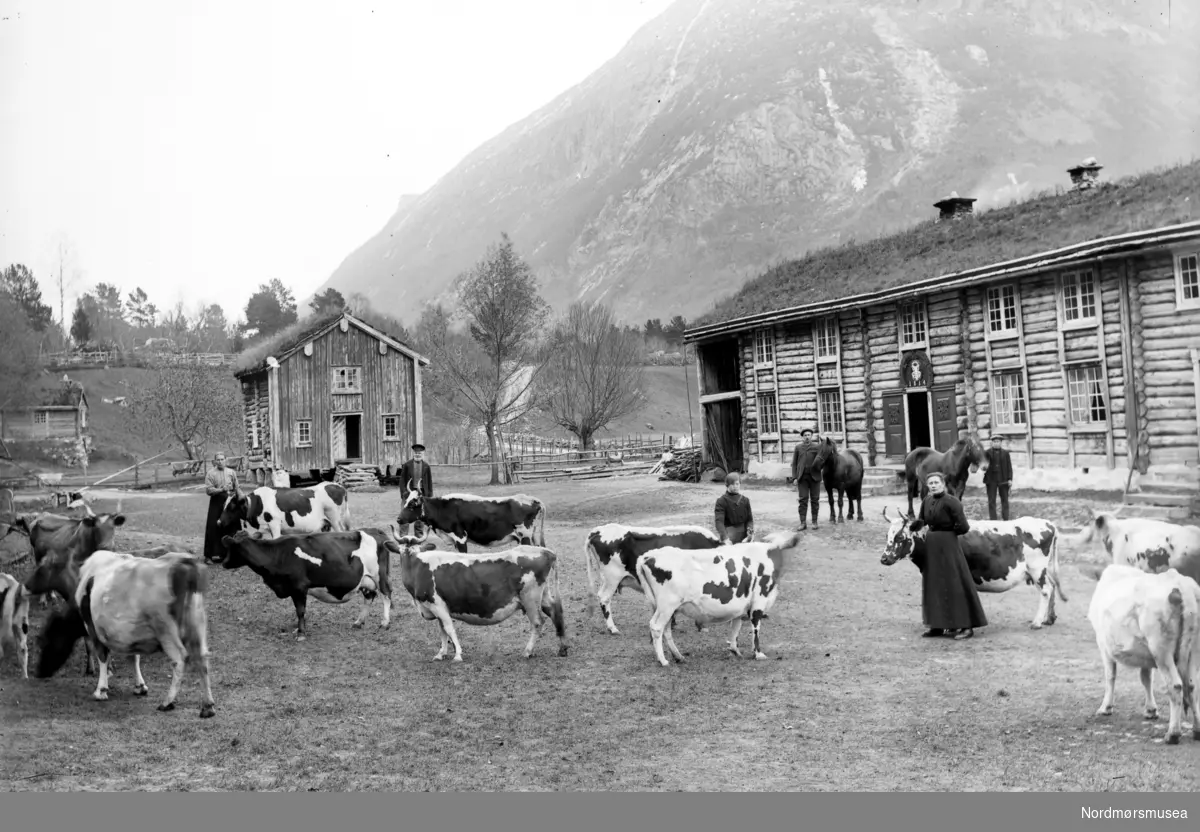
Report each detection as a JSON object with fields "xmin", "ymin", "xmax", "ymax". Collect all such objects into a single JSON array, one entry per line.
[
  {"xmin": 1049, "ymin": 531, "xmax": 1068, "ymax": 603},
  {"xmin": 1168, "ymin": 587, "xmax": 1192, "ymax": 716},
  {"xmin": 635, "ymin": 558, "xmax": 660, "ymax": 612},
  {"xmin": 168, "ymin": 557, "xmax": 209, "ymax": 638},
  {"xmin": 583, "ymin": 537, "xmax": 599, "ymax": 602},
  {"xmin": 536, "ymin": 501, "xmax": 547, "ymax": 548}
]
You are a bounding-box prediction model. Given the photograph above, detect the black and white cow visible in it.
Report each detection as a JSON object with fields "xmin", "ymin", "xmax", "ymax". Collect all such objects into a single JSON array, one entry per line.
[
  {"xmin": 0, "ymin": 571, "xmax": 30, "ymax": 679},
  {"xmin": 396, "ymin": 491, "xmax": 545, "ymax": 553},
  {"xmin": 635, "ymin": 531, "xmax": 802, "ymax": 667},
  {"xmin": 219, "ymin": 482, "xmax": 351, "ymax": 539},
  {"xmin": 583, "ymin": 523, "xmax": 722, "ymax": 634},
  {"xmin": 219, "ymin": 528, "xmax": 397, "ymax": 641},
  {"xmin": 389, "ymin": 528, "xmax": 568, "ymax": 662},
  {"xmin": 1069, "ymin": 511, "xmax": 1200, "ymax": 584},
  {"xmin": 880, "ymin": 507, "xmax": 1067, "ymax": 629}
]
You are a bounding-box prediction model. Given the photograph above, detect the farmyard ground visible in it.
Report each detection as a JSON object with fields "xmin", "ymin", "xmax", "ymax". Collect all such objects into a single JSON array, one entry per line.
[{"xmin": 2, "ymin": 474, "xmax": 1198, "ymax": 792}]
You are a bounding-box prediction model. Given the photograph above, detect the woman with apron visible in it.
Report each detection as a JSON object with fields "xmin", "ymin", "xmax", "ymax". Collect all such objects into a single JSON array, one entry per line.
[{"xmin": 203, "ymin": 452, "xmax": 239, "ymax": 564}]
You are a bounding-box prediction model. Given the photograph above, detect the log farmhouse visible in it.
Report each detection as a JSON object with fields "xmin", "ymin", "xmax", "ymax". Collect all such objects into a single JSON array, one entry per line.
[
  {"xmin": 684, "ymin": 160, "xmax": 1200, "ymax": 513},
  {"xmin": 0, "ymin": 378, "xmax": 89, "ymax": 443},
  {"xmin": 232, "ymin": 311, "xmax": 430, "ymax": 487}
]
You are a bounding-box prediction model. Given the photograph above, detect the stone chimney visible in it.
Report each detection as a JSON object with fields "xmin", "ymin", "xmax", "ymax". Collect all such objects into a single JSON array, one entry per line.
[
  {"xmin": 1067, "ymin": 157, "xmax": 1103, "ymax": 190},
  {"xmin": 933, "ymin": 191, "xmax": 977, "ymax": 222}
]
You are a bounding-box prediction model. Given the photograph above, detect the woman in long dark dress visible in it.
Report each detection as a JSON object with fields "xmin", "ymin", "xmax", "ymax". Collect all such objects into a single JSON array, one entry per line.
[
  {"xmin": 917, "ymin": 471, "xmax": 988, "ymax": 640},
  {"xmin": 203, "ymin": 452, "xmax": 239, "ymax": 564}
]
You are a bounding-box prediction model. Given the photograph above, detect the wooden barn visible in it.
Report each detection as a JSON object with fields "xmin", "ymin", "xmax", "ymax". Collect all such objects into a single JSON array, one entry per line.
[
  {"xmin": 0, "ymin": 378, "xmax": 89, "ymax": 443},
  {"xmin": 233, "ymin": 311, "xmax": 430, "ymax": 486},
  {"xmin": 684, "ymin": 159, "xmax": 1200, "ymax": 516}
]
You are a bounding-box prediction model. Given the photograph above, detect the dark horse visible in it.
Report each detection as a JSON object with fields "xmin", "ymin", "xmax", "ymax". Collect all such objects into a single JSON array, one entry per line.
[
  {"xmin": 903, "ymin": 437, "xmax": 989, "ymax": 517},
  {"xmin": 820, "ymin": 437, "xmax": 865, "ymax": 523}
]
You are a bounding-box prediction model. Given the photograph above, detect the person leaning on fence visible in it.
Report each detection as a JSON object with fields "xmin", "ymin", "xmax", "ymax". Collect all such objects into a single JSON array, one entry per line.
[
  {"xmin": 983, "ymin": 434, "xmax": 1014, "ymax": 521},
  {"xmin": 203, "ymin": 452, "xmax": 239, "ymax": 565},
  {"xmin": 399, "ymin": 442, "xmax": 434, "ymax": 536},
  {"xmin": 915, "ymin": 470, "xmax": 988, "ymax": 641},
  {"xmin": 788, "ymin": 427, "xmax": 828, "ymax": 531},
  {"xmin": 714, "ymin": 472, "xmax": 754, "ymax": 545}
]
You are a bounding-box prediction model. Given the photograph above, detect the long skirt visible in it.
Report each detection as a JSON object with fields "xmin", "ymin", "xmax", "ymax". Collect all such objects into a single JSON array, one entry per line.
[
  {"xmin": 921, "ymin": 530, "xmax": 988, "ymax": 630},
  {"xmin": 203, "ymin": 494, "xmax": 228, "ymax": 563}
]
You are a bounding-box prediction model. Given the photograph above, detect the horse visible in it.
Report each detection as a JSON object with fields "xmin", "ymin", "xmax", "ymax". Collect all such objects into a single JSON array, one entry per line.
[
  {"xmin": 903, "ymin": 437, "xmax": 989, "ymax": 517},
  {"xmin": 820, "ymin": 437, "xmax": 865, "ymax": 523}
]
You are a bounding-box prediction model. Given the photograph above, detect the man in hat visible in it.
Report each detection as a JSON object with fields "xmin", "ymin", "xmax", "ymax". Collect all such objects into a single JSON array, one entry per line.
[
  {"xmin": 983, "ymin": 434, "xmax": 1013, "ymax": 521},
  {"xmin": 399, "ymin": 442, "xmax": 434, "ymax": 536},
  {"xmin": 788, "ymin": 426, "xmax": 827, "ymax": 530}
]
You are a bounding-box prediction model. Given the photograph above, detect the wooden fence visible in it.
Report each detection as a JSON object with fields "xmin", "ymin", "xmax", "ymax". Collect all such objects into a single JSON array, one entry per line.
[
  {"xmin": 45, "ymin": 351, "xmax": 238, "ymax": 369},
  {"xmin": 428, "ymin": 432, "xmax": 683, "ymax": 483},
  {"xmin": 0, "ymin": 455, "xmax": 247, "ymax": 493}
]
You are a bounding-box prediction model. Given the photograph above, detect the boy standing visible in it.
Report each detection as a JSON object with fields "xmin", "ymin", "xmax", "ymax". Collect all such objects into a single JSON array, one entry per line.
[{"xmin": 714, "ymin": 472, "xmax": 755, "ymax": 544}]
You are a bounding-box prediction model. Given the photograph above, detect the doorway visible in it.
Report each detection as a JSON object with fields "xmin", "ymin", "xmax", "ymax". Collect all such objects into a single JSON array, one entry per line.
[
  {"xmin": 332, "ymin": 414, "xmax": 363, "ymax": 462},
  {"xmin": 906, "ymin": 391, "xmax": 932, "ymax": 451},
  {"xmin": 704, "ymin": 399, "xmax": 744, "ymax": 474}
]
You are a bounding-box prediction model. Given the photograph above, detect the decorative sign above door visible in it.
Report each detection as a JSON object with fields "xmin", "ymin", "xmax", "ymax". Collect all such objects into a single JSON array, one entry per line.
[{"xmin": 901, "ymin": 350, "xmax": 934, "ymax": 389}]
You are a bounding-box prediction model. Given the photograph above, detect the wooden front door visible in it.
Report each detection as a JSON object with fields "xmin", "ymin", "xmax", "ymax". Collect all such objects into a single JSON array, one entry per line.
[
  {"xmin": 931, "ymin": 386, "xmax": 958, "ymax": 452},
  {"xmin": 883, "ymin": 392, "xmax": 906, "ymax": 457},
  {"xmin": 332, "ymin": 416, "xmax": 347, "ymax": 462}
]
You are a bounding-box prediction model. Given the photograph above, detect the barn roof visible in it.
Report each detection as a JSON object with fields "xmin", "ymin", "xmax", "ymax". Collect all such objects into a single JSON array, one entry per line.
[
  {"xmin": 686, "ymin": 159, "xmax": 1200, "ymax": 341},
  {"xmin": 234, "ymin": 311, "xmax": 431, "ymax": 378}
]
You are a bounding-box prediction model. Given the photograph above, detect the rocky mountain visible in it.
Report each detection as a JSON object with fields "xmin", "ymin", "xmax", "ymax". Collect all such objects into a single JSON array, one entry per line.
[{"xmin": 317, "ymin": 0, "xmax": 1200, "ymax": 327}]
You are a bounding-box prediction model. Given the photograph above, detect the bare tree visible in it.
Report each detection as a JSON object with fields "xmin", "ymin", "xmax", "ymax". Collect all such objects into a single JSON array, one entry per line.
[
  {"xmin": 49, "ymin": 235, "xmax": 81, "ymax": 333},
  {"xmin": 414, "ymin": 233, "xmax": 551, "ymax": 484},
  {"xmin": 542, "ymin": 301, "xmax": 646, "ymax": 450},
  {"xmin": 126, "ymin": 364, "xmax": 244, "ymax": 459}
]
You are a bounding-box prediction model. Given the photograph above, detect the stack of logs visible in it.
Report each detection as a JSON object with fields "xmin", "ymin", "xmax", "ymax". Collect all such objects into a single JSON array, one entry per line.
[
  {"xmin": 653, "ymin": 448, "xmax": 703, "ymax": 483},
  {"xmin": 335, "ymin": 463, "xmax": 381, "ymax": 490}
]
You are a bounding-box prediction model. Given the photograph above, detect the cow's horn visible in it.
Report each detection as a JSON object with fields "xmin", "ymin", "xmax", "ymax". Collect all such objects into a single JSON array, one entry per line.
[
  {"xmin": 881, "ymin": 507, "xmax": 891, "ymax": 522},
  {"xmin": 406, "ymin": 478, "xmax": 414, "ymax": 494}
]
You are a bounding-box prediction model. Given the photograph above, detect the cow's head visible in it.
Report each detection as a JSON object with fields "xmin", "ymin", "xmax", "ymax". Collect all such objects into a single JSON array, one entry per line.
[
  {"xmin": 880, "ymin": 506, "xmax": 927, "ymax": 566},
  {"xmin": 388, "ymin": 523, "xmax": 438, "ymax": 554},
  {"xmin": 396, "ymin": 482, "xmax": 425, "ymax": 525},
  {"xmin": 218, "ymin": 529, "xmax": 263, "ymax": 569},
  {"xmin": 218, "ymin": 492, "xmax": 252, "ymax": 530},
  {"xmin": 22, "ymin": 511, "xmax": 126, "ymax": 596}
]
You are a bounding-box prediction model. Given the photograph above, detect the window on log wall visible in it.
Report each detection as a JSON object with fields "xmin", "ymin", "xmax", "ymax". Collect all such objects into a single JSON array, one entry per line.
[
  {"xmin": 1060, "ymin": 270, "xmax": 1098, "ymax": 326},
  {"xmin": 898, "ymin": 301, "xmax": 927, "ymax": 348},
  {"xmin": 754, "ymin": 329, "xmax": 775, "ymax": 366},
  {"xmin": 814, "ymin": 316, "xmax": 839, "ymax": 361},
  {"xmin": 818, "ymin": 389, "xmax": 844, "ymax": 435},
  {"xmin": 296, "ymin": 420, "xmax": 312, "ymax": 447},
  {"xmin": 986, "ymin": 284, "xmax": 1019, "ymax": 337},
  {"xmin": 1066, "ymin": 364, "xmax": 1107, "ymax": 425},
  {"xmin": 383, "ymin": 414, "xmax": 400, "ymax": 440},
  {"xmin": 757, "ymin": 391, "xmax": 779, "ymax": 436},
  {"xmin": 990, "ymin": 371, "xmax": 1028, "ymax": 428},
  {"xmin": 1176, "ymin": 252, "xmax": 1200, "ymax": 310}
]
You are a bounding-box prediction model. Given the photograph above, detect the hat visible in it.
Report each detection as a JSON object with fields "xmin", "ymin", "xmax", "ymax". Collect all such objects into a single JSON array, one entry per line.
[
  {"xmin": 990, "ymin": 434, "xmax": 1004, "ymax": 441},
  {"xmin": 800, "ymin": 427, "xmax": 814, "ymax": 437},
  {"xmin": 411, "ymin": 443, "xmax": 426, "ymax": 452}
]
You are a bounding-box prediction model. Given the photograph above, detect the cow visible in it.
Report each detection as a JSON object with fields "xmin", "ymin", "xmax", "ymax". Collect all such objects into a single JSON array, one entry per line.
[
  {"xmin": 1087, "ymin": 563, "xmax": 1200, "ymax": 745},
  {"xmin": 903, "ymin": 438, "xmax": 989, "ymax": 518},
  {"xmin": 218, "ymin": 481, "xmax": 351, "ymax": 540},
  {"xmin": 219, "ymin": 528, "xmax": 397, "ymax": 641},
  {"xmin": 17, "ymin": 509, "xmax": 129, "ymax": 609},
  {"xmin": 1069, "ymin": 511, "xmax": 1200, "ymax": 584},
  {"xmin": 36, "ymin": 550, "xmax": 216, "ymax": 719},
  {"xmin": 634, "ymin": 530, "xmax": 802, "ymax": 667},
  {"xmin": 820, "ymin": 437, "xmax": 865, "ymax": 523},
  {"xmin": 396, "ymin": 490, "xmax": 546, "ymax": 554},
  {"xmin": 388, "ymin": 528, "xmax": 568, "ymax": 662},
  {"xmin": 583, "ymin": 523, "xmax": 722, "ymax": 635},
  {"xmin": 880, "ymin": 507, "xmax": 1067, "ymax": 629},
  {"xmin": 0, "ymin": 572, "xmax": 30, "ymax": 679}
]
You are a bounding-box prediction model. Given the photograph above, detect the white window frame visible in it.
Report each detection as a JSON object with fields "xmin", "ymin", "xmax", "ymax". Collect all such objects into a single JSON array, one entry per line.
[
  {"xmin": 817, "ymin": 388, "xmax": 844, "ymax": 435},
  {"xmin": 990, "ymin": 370, "xmax": 1028, "ymax": 430},
  {"xmin": 33, "ymin": 410, "xmax": 48, "ymax": 425},
  {"xmin": 1175, "ymin": 250, "xmax": 1200, "ymax": 311},
  {"xmin": 296, "ymin": 419, "xmax": 313, "ymax": 448},
  {"xmin": 814, "ymin": 316, "xmax": 839, "ymax": 362},
  {"xmin": 332, "ymin": 366, "xmax": 362, "ymax": 394},
  {"xmin": 1059, "ymin": 269, "xmax": 1100, "ymax": 329},
  {"xmin": 753, "ymin": 328, "xmax": 775, "ymax": 367},
  {"xmin": 898, "ymin": 301, "xmax": 927, "ymax": 349},
  {"xmin": 756, "ymin": 390, "xmax": 779, "ymax": 437},
  {"xmin": 1064, "ymin": 363, "xmax": 1108, "ymax": 429},
  {"xmin": 383, "ymin": 414, "xmax": 401, "ymax": 441},
  {"xmin": 984, "ymin": 283, "xmax": 1020, "ymax": 340}
]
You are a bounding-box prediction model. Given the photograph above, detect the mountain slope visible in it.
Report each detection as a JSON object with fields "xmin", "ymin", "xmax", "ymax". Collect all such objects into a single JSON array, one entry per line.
[{"xmin": 319, "ymin": 0, "xmax": 1200, "ymax": 326}]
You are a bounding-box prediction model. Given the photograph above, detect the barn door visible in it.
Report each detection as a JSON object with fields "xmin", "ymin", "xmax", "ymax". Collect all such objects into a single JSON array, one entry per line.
[
  {"xmin": 331, "ymin": 416, "xmax": 347, "ymax": 463},
  {"xmin": 931, "ymin": 386, "xmax": 958, "ymax": 452},
  {"xmin": 882, "ymin": 392, "xmax": 906, "ymax": 458}
]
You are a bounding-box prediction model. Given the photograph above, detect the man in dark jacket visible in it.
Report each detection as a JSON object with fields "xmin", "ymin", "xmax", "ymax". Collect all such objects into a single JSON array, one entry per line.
[
  {"xmin": 399, "ymin": 442, "xmax": 434, "ymax": 536},
  {"xmin": 714, "ymin": 472, "xmax": 755, "ymax": 544},
  {"xmin": 788, "ymin": 427, "xmax": 827, "ymax": 530},
  {"xmin": 983, "ymin": 434, "xmax": 1014, "ymax": 521}
]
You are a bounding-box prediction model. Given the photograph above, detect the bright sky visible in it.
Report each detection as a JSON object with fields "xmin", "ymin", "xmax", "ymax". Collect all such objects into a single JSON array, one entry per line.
[{"xmin": 0, "ymin": 0, "xmax": 674, "ymax": 325}]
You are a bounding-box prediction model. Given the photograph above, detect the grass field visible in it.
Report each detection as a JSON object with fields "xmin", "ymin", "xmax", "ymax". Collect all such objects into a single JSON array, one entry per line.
[{"xmin": 2, "ymin": 474, "xmax": 1198, "ymax": 792}]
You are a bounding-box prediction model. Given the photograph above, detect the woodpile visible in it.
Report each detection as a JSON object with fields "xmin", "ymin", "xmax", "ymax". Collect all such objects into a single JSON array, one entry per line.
[
  {"xmin": 335, "ymin": 463, "xmax": 380, "ymax": 490},
  {"xmin": 652, "ymin": 448, "xmax": 703, "ymax": 483}
]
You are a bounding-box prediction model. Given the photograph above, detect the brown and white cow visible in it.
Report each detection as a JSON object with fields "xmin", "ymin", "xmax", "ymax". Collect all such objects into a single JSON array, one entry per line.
[
  {"xmin": 396, "ymin": 491, "xmax": 546, "ymax": 553},
  {"xmin": 1069, "ymin": 511, "xmax": 1200, "ymax": 584},
  {"xmin": 37, "ymin": 550, "xmax": 216, "ymax": 718},
  {"xmin": 634, "ymin": 531, "xmax": 802, "ymax": 667},
  {"xmin": 219, "ymin": 528, "xmax": 397, "ymax": 641},
  {"xmin": 389, "ymin": 528, "xmax": 568, "ymax": 662},
  {"xmin": 0, "ymin": 572, "xmax": 30, "ymax": 679},
  {"xmin": 1087, "ymin": 563, "xmax": 1200, "ymax": 745},
  {"xmin": 583, "ymin": 523, "xmax": 722, "ymax": 634},
  {"xmin": 219, "ymin": 482, "xmax": 351, "ymax": 540},
  {"xmin": 880, "ymin": 508, "xmax": 1067, "ymax": 629}
]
